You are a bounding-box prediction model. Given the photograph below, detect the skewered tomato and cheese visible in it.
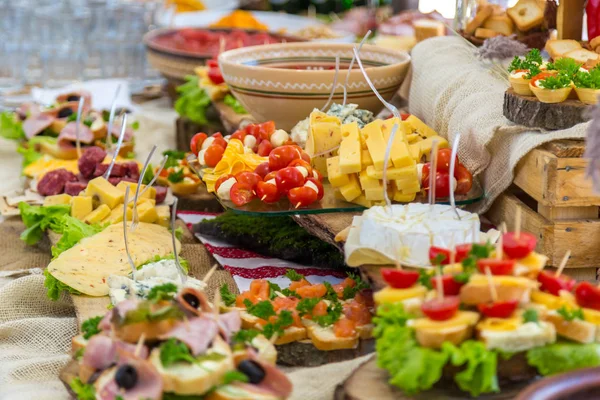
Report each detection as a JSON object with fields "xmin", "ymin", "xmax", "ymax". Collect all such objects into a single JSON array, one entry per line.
[{"xmin": 374, "ymin": 268, "xmax": 428, "ymax": 314}]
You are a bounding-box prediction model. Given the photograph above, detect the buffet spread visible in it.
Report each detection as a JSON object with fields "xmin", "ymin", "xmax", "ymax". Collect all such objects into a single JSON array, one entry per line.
[{"xmin": 2, "ymin": 1, "xmax": 600, "ymax": 399}]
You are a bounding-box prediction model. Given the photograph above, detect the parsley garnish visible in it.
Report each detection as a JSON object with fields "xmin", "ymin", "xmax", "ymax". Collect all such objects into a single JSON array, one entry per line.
[
  {"xmin": 167, "ymin": 168, "xmax": 185, "ymax": 183},
  {"xmin": 268, "ymin": 281, "xmax": 282, "ymax": 300},
  {"xmin": 418, "ymin": 269, "xmax": 433, "ymax": 289},
  {"xmin": 159, "ymin": 338, "xmax": 195, "ymax": 367},
  {"xmin": 342, "ymin": 272, "xmax": 369, "ymax": 300},
  {"xmin": 523, "ymin": 309, "xmax": 539, "ymax": 324},
  {"xmin": 132, "ymin": 121, "xmax": 140, "ymax": 130},
  {"xmin": 296, "ymin": 297, "xmax": 320, "ymax": 317},
  {"xmin": 243, "ymin": 299, "xmax": 276, "ymax": 320},
  {"xmin": 220, "ymin": 284, "xmax": 237, "ymax": 306},
  {"xmin": 81, "ymin": 316, "xmax": 102, "ymax": 340},
  {"xmin": 453, "ymin": 272, "xmax": 471, "ymax": 284},
  {"xmin": 147, "ymin": 283, "xmax": 178, "ymax": 302},
  {"xmin": 547, "ymin": 57, "xmax": 581, "ymax": 76},
  {"xmin": 281, "ymin": 288, "xmax": 299, "ymax": 297},
  {"xmin": 574, "ymin": 66, "xmax": 600, "ymax": 89},
  {"xmin": 232, "ymin": 329, "xmax": 260, "ymax": 345},
  {"xmin": 538, "ymin": 72, "xmax": 572, "ymax": 89},
  {"xmin": 285, "ymin": 269, "xmax": 305, "ymax": 282},
  {"xmin": 263, "ymin": 310, "xmax": 294, "ymax": 338},
  {"xmin": 223, "ymin": 370, "xmax": 249, "ymax": 384},
  {"xmin": 74, "ymin": 348, "xmax": 84, "ymax": 360},
  {"xmin": 70, "ymin": 378, "xmax": 95, "ymax": 400},
  {"xmin": 163, "ymin": 150, "xmax": 186, "ymax": 169},
  {"xmin": 431, "ymin": 253, "xmax": 446, "ymax": 266},
  {"xmin": 323, "ymin": 281, "xmax": 339, "ymax": 302},
  {"xmin": 313, "ymin": 301, "xmax": 343, "ymax": 327},
  {"xmin": 557, "ymin": 306, "xmax": 584, "ymax": 321},
  {"xmin": 142, "ymin": 163, "xmax": 154, "ymax": 185}
]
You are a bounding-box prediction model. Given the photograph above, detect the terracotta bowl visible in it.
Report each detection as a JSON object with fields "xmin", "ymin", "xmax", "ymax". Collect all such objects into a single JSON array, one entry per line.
[{"xmin": 218, "ymin": 42, "xmax": 411, "ymax": 130}]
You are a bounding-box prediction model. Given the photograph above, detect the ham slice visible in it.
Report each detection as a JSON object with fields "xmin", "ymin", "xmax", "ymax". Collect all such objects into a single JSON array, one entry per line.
[
  {"xmin": 22, "ymin": 114, "xmax": 55, "ymax": 138},
  {"xmin": 82, "ymin": 335, "xmax": 148, "ymax": 371},
  {"xmin": 99, "ymin": 299, "xmax": 139, "ymax": 331},
  {"xmin": 175, "ymin": 287, "xmax": 212, "ymax": 316},
  {"xmin": 56, "ymin": 90, "xmax": 92, "ymax": 109},
  {"xmin": 58, "ymin": 122, "xmax": 95, "ymax": 147},
  {"xmin": 97, "ymin": 358, "xmax": 163, "ymax": 400},
  {"xmin": 16, "ymin": 103, "xmax": 41, "ymax": 120},
  {"xmin": 159, "ymin": 316, "xmax": 219, "ymax": 356},
  {"xmin": 248, "ymin": 352, "xmax": 293, "ymax": 399},
  {"xmin": 217, "ymin": 310, "xmax": 241, "ymax": 342},
  {"xmin": 110, "ymin": 122, "xmax": 134, "ymax": 142}
]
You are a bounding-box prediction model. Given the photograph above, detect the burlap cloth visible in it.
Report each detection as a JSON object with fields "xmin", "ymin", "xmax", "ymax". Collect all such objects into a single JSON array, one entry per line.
[{"xmin": 408, "ymin": 36, "xmax": 588, "ymax": 213}]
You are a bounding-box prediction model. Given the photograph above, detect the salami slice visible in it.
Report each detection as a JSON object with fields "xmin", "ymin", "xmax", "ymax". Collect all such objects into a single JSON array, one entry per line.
[
  {"xmin": 108, "ymin": 177, "xmax": 122, "ymax": 186},
  {"xmin": 64, "ymin": 181, "xmax": 88, "ymax": 196},
  {"xmin": 37, "ymin": 169, "xmax": 77, "ymax": 196},
  {"xmin": 78, "ymin": 146, "xmax": 107, "ymax": 179},
  {"xmin": 123, "ymin": 162, "xmax": 140, "ymax": 181},
  {"xmin": 155, "ymin": 186, "xmax": 168, "ymax": 204},
  {"xmin": 94, "ymin": 163, "xmax": 126, "ymax": 178}
]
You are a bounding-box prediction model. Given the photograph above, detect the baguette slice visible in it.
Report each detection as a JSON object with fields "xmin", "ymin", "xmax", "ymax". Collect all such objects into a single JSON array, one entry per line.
[
  {"xmin": 482, "ymin": 14, "xmax": 515, "ymax": 36},
  {"xmin": 507, "ymin": 0, "xmax": 544, "ymax": 31},
  {"xmin": 466, "ymin": 4, "xmax": 494, "ymax": 35},
  {"xmin": 460, "ymin": 275, "xmax": 538, "ymax": 305},
  {"xmin": 477, "ymin": 320, "xmax": 556, "ymax": 352},
  {"xmin": 545, "ymin": 39, "xmax": 582, "ymax": 60},
  {"xmin": 207, "ymin": 384, "xmax": 280, "ymax": 400},
  {"xmin": 475, "ymin": 27, "xmax": 502, "ymax": 39},
  {"xmin": 564, "ymin": 49, "xmax": 600, "ymax": 64},
  {"xmin": 546, "ymin": 311, "xmax": 597, "ymax": 344},
  {"xmin": 409, "ymin": 311, "xmax": 480, "ymax": 349},
  {"xmin": 71, "ymin": 334, "xmax": 88, "ymax": 354},
  {"xmin": 303, "ymin": 320, "xmax": 359, "ymax": 351},
  {"xmin": 590, "ymin": 36, "xmax": 600, "ymax": 50},
  {"xmin": 414, "ymin": 19, "xmax": 445, "ymax": 42}
]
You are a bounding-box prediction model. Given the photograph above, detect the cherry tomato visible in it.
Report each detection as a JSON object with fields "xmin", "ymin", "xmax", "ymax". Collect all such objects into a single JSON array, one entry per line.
[
  {"xmin": 502, "ymin": 232, "xmax": 537, "ymax": 259},
  {"xmin": 455, "ymin": 244, "xmax": 472, "ymax": 263},
  {"xmin": 575, "ymin": 282, "xmax": 600, "ymax": 311},
  {"xmin": 254, "ymin": 162, "xmax": 270, "ymax": 179},
  {"xmin": 204, "ymin": 144, "xmax": 225, "ymax": 167},
  {"xmin": 401, "ymin": 113, "xmax": 410, "ymax": 120},
  {"xmin": 269, "ymin": 146, "xmax": 301, "ymax": 171},
  {"xmin": 477, "ymin": 259, "xmax": 515, "ymax": 275},
  {"xmin": 264, "ymin": 171, "xmax": 277, "ymax": 182},
  {"xmin": 245, "ymin": 124, "xmax": 261, "ymax": 140},
  {"xmin": 212, "ymin": 132, "xmax": 224, "ymax": 139},
  {"xmin": 431, "ymin": 275, "xmax": 464, "ymax": 296},
  {"xmin": 380, "ymin": 268, "xmax": 419, "ymax": 289},
  {"xmin": 538, "ymin": 271, "xmax": 576, "ymax": 296},
  {"xmin": 257, "ymin": 139, "xmax": 273, "ymax": 157},
  {"xmin": 421, "ymin": 166, "xmax": 451, "ymax": 198},
  {"xmin": 305, "ymin": 177, "xmax": 324, "ymax": 200},
  {"xmin": 421, "ymin": 296, "xmax": 460, "ymax": 321},
  {"xmin": 207, "ymin": 67, "xmax": 224, "ymax": 85},
  {"xmin": 215, "ymin": 174, "xmax": 234, "ymax": 192},
  {"xmin": 211, "ymin": 135, "xmax": 227, "ymax": 149},
  {"xmin": 429, "ymin": 246, "xmax": 451, "ymax": 265},
  {"xmin": 288, "ymin": 186, "xmax": 318, "ymax": 208},
  {"xmin": 275, "ymin": 167, "xmax": 305, "ymax": 193},
  {"xmin": 255, "ymin": 180, "xmax": 281, "ymax": 203},
  {"xmin": 436, "ymin": 149, "xmax": 457, "ymax": 172},
  {"xmin": 288, "ymin": 159, "xmax": 313, "ymax": 176},
  {"xmin": 477, "ymin": 300, "xmax": 519, "ymax": 319},
  {"xmin": 230, "ymin": 182, "xmax": 255, "ymax": 206},
  {"xmin": 235, "ymin": 171, "xmax": 262, "ymax": 190},
  {"xmin": 454, "ymin": 164, "xmax": 473, "ymax": 195},
  {"xmin": 259, "ymin": 121, "xmax": 276, "ymax": 137},
  {"xmin": 231, "ymin": 130, "xmax": 246, "ymax": 142},
  {"xmin": 190, "ymin": 132, "xmax": 208, "ymax": 156},
  {"xmin": 301, "ymin": 151, "xmax": 311, "ymax": 163}
]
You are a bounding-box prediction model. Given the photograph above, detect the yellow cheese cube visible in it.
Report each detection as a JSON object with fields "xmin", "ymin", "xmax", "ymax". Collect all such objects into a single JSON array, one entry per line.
[
  {"xmin": 359, "ymin": 170, "xmax": 381, "ymax": 190},
  {"xmin": 86, "ymin": 177, "xmax": 125, "ymax": 209},
  {"xmin": 103, "ymin": 204, "xmax": 133, "ymax": 224},
  {"xmin": 381, "ymin": 118, "xmax": 413, "ymax": 168},
  {"xmin": 420, "ymin": 136, "xmax": 449, "ymax": 161},
  {"xmin": 405, "ymin": 115, "xmax": 438, "ymax": 138},
  {"xmin": 44, "ymin": 194, "xmax": 72, "ymax": 206},
  {"xmin": 409, "ymin": 143, "xmax": 421, "ymax": 161},
  {"xmin": 363, "ymin": 120, "xmax": 387, "ymax": 171},
  {"xmin": 338, "ymin": 174, "xmax": 362, "ymax": 202},
  {"xmin": 396, "ymin": 180, "xmax": 421, "ymax": 195},
  {"xmin": 84, "ymin": 204, "xmax": 111, "ymax": 224},
  {"xmin": 116, "ymin": 181, "xmax": 156, "ymax": 200},
  {"xmin": 338, "ymin": 122, "xmax": 362, "ymax": 174},
  {"xmin": 350, "ymin": 194, "xmax": 374, "ymax": 208},
  {"xmin": 393, "ymin": 191, "xmax": 417, "ymax": 203},
  {"xmin": 70, "ymin": 196, "xmax": 93, "ymax": 221},
  {"xmin": 366, "ymin": 164, "xmax": 417, "ymax": 181},
  {"xmin": 374, "ymin": 286, "xmax": 427, "ymax": 305},
  {"xmin": 136, "ymin": 201, "xmax": 158, "ymax": 224},
  {"xmin": 156, "ymin": 205, "xmax": 170, "ymax": 228},
  {"xmin": 406, "ymin": 132, "xmax": 421, "ymax": 144},
  {"xmin": 126, "ymin": 198, "xmax": 156, "ymax": 208},
  {"xmin": 326, "ymin": 156, "xmax": 350, "ymax": 188},
  {"xmin": 306, "ymin": 110, "xmax": 342, "ymax": 177},
  {"xmin": 361, "ymin": 149, "xmax": 373, "ymax": 168},
  {"xmin": 364, "ymin": 187, "xmax": 385, "ymax": 201}
]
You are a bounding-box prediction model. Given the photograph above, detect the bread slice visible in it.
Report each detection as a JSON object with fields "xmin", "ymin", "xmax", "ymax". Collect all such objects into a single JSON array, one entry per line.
[
  {"xmin": 71, "ymin": 334, "xmax": 88, "ymax": 354},
  {"xmin": 545, "ymin": 39, "xmax": 582, "ymax": 60},
  {"xmin": 482, "ymin": 14, "xmax": 515, "ymax": 36},
  {"xmin": 303, "ymin": 320, "xmax": 359, "ymax": 351},
  {"xmin": 564, "ymin": 49, "xmax": 600, "ymax": 64},
  {"xmin": 414, "ymin": 19, "xmax": 445, "ymax": 42},
  {"xmin": 477, "ymin": 320, "xmax": 556, "ymax": 352},
  {"xmin": 590, "ymin": 36, "xmax": 600, "ymax": 50},
  {"xmin": 475, "ymin": 27, "xmax": 502, "ymax": 39},
  {"xmin": 507, "ymin": 0, "xmax": 544, "ymax": 32},
  {"xmin": 460, "ymin": 275, "xmax": 538, "ymax": 306},
  {"xmin": 466, "ymin": 4, "xmax": 494, "ymax": 35},
  {"xmin": 409, "ymin": 311, "xmax": 479, "ymax": 349},
  {"xmin": 207, "ymin": 384, "xmax": 279, "ymax": 400},
  {"xmin": 546, "ymin": 311, "xmax": 596, "ymax": 344},
  {"xmin": 274, "ymin": 326, "xmax": 308, "ymax": 345}
]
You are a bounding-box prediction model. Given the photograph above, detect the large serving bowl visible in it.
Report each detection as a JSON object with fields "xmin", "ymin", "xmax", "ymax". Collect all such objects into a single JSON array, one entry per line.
[{"xmin": 218, "ymin": 42, "xmax": 411, "ymax": 130}]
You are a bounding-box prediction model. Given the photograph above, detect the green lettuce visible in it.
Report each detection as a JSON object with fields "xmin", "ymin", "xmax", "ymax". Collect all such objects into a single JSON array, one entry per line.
[
  {"xmin": 51, "ymin": 216, "xmax": 105, "ymax": 258},
  {"xmin": 174, "ymin": 76, "xmax": 211, "ymax": 124},
  {"xmin": 527, "ymin": 342, "xmax": 600, "ymax": 376},
  {"xmin": 18, "ymin": 203, "xmax": 71, "ymax": 245},
  {"xmin": 44, "ymin": 269, "xmax": 81, "ymax": 301},
  {"xmin": 224, "ymin": 94, "xmax": 246, "ymax": 114},
  {"xmin": 17, "ymin": 145, "xmax": 42, "ymax": 168},
  {"xmin": 0, "ymin": 111, "xmax": 25, "ymax": 141},
  {"xmin": 444, "ymin": 341, "xmax": 499, "ymax": 397},
  {"xmin": 69, "ymin": 378, "xmax": 95, "ymax": 400}
]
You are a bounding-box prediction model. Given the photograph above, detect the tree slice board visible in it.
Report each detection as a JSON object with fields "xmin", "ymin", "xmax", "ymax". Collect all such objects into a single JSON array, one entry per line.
[
  {"xmin": 503, "ymin": 88, "xmax": 591, "ymax": 130},
  {"xmin": 291, "ymin": 212, "xmax": 358, "ymax": 252},
  {"xmin": 543, "ymin": 139, "xmax": 585, "ymax": 158},
  {"xmin": 175, "ymin": 186, "xmax": 223, "ymax": 213},
  {"xmin": 277, "ymin": 339, "xmax": 374, "ymax": 367}
]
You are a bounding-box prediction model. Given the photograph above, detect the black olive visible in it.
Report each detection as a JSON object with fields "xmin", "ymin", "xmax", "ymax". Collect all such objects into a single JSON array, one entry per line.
[
  {"xmin": 66, "ymin": 95, "xmax": 80, "ymax": 102},
  {"xmin": 57, "ymin": 108, "xmax": 74, "ymax": 119},
  {"xmin": 183, "ymin": 293, "xmax": 199, "ymax": 308},
  {"xmin": 115, "ymin": 364, "xmax": 138, "ymax": 390},
  {"xmin": 237, "ymin": 360, "xmax": 265, "ymax": 384}
]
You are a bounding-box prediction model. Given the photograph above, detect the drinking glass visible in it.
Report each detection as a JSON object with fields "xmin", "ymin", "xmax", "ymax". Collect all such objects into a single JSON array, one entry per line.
[{"xmin": 0, "ymin": 1, "xmax": 33, "ymax": 92}]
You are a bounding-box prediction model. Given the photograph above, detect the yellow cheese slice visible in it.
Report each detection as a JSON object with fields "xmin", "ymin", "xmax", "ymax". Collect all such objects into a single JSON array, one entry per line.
[
  {"xmin": 381, "ymin": 118, "xmax": 413, "ymax": 168},
  {"xmin": 358, "ymin": 170, "xmax": 381, "ymax": 190},
  {"xmin": 469, "ymin": 274, "xmax": 537, "ymax": 288},
  {"xmin": 392, "ymin": 191, "xmax": 416, "ymax": 203},
  {"xmin": 404, "ymin": 115, "xmax": 438, "ymax": 138},
  {"xmin": 361, "ymin": 149, "xmax": 373, "ymax": 168},
  {"xmin": 71, "ymin": 196, "xmax": 93, "ymax": 221},
  {"xmin": 338, "ymin": 174, "xmax": 362, "ymax": 202},
  {"xmin": 477, "ymin": 317, "xmax": 521, "ymax": 332},
  {"xmin": 103, "ymin": 204, "xmax": 133, "ymax": 224},
  {"xmin": 326, "ymin": 156, "xmax": 350, "ymax": 188},
  {"xmin": 531, "ymin": 290, "xmax": 574, "ymax": 310},
  {"xmin": 374, "ymin": 286, "xmax": 427, "ymax": 305},
  {"xmin": 411, "ymin": 311, "xmax": 479, "ymax": 330},
  {"xmin": 306, "ymin": 110, "xmax": 342, "ymax": 177},
  {"xmin": 365, "ymin": 164, "xmax": 417, "ymax": 181},
  {"xmin": 85, "ymin": 177, "xmax": 124, "ymax": 209},
  {"xmin": 338, "ymin": 122, "xmax": 362, "ymax": 174},
  {"xmin": 44, "ymin": 194, "xmax": 72, "ymax": 206},
  {"xmin": 84, "ymin": 204, "xmax": 111, "ymax": 224},
  {"xmin": 363, "ymin": 120, "xmax": 387, "ymax": 171},
  {"xmin": 47, "ymin": 222, "xmax": 179, "ymax": 296}
]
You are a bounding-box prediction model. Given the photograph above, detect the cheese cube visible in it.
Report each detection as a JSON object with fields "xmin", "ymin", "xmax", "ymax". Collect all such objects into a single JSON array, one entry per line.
[
  {"xmin": 381, "ymin": 119, "xmax": 413, "ymax": 168},
  {"xmin": 84, "ymin": 204, "xmax": 111, "ymax": 224},
  {"xmin": 306, "ymin": 110, "xmax": 342, "ymax": 177},
  {"xmin": 338, "ymin": 122, "xmax": 362, "ymax": 174},
  {"xmin": 86, "ymin": 177, "xmax": 125, "ymax": 209},
  {"xmin": 351, "ymin": 194, "xmax": 374, "ymax": 208},
  {"xmin": 70, "ymin": 196, "xmax": 93, "ymax": 221},
  {"xmin": 156, "ymin": 205, "xmax": 170, "ymax": 228},
  {"xmin": 361, "ymin": 149, "xmax": 373, "ymax": 168},
  {"xmin": 366, "ymin": 164, "xmax": 417, "ymax": 181},
  {"xmin": 409, "ymin": 143, "xmax": 421, "ymax": 161},
  {"xmin": 103, "ymin": 204, "xmax": 133, "ymax": 224},
  {"xmin": 326, "ymin": 156, "xmax": 350, "ymax": 188},
  {"xmin": 136, "ymin": 201, "xmax": 158, "ymax": 223},
  {"xmin": 365, "ymin": 187, "xmax": 385, "ymax": 201},
  {"xmin": 405, "ymin": 115, "xmax": 438, "ymax": 138},
  {"xmin": 338, "ymin": 174, "xmax": 362, "ymax": 202},
  {"xmin": 396, "ymin": 180, "xmax": 421, "ymax": 195},
  {"xmin": 363, "ymin": 120, "xmax": 387, "ymax": 171},
  {"xmin": 126, "ymin": 198, "xmax": 156, "ymax": 208},
  {"xmin": 116, "ymin": 181, "xmax": 156, "ymax": 200},
  {"xmin": 44, "ymin": 194, "xmax": 72, "ymax": 206},
  {"xmin": 419, "ymin": 137, "xmax": 449, "ymax": 161},
  {"xmin": 393, "ymin": 191, "xmax": 417, "ymax": 203},
  {"xmin": 359, "ymin": 170, "xmax": 381, "ymax": 190}
]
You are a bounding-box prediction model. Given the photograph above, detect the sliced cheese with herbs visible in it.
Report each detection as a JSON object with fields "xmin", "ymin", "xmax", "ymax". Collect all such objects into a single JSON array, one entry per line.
[
  {"xmin": 306, "ymin": 110, "xmax": 342, "ymax": 177},
  {"xmin": 47, "ymin": 222, "xmax": 179, "ymax": 296}
]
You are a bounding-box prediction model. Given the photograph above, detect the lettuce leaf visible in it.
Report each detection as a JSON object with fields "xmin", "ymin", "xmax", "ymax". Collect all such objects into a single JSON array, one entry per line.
[
  {"xmin": 51, "ymin": 216, "xmax": 105, "ymax": 258},
  {"xmin": 17, "ymin": 145, "xmax": 43, "ymax": 168},
  {"xmin": 224, "ymin": 94, "xmax": 246, "ymax": 114},
  {"xmin": 18, "ymin": 203, "xmax": 71, "ymax": 245},
  {"xmin": 69, "ymin": 378, "xmax": 96, "ymax": 400},
  {"xmin": 0, "ymin": 111, "xmax": 25, "ymax": 141},
  {"xmin": 44, "ymin": 269, "xmax": 81, "ymax": 301},
  {"xmin": 443, "ymin": 341, "xmax": 499, "ymax": 397},
  {"xmin": 174, "ymin": 76, "xmax": 211, "ymax": 125},
  {"xmin": 527, "ymin": 342, "xmax": 600, "ymax": 376}
]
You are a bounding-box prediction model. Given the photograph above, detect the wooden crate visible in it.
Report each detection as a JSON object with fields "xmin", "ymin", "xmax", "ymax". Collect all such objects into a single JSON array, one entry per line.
[{"xmin": 487, "ymin": 140, "xmax": 600, "ymax": 280}]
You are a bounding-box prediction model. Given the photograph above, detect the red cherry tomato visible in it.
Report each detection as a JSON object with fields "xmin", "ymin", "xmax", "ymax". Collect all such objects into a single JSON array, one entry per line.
[
  {"xmin": 575, "ymin": 282, "xmax": 600, "ymax": 311},
  {"xmin": 288, "ymin": 186, "xmax": 318, "ymax": 208},
  {"xmin": 380, "ymin": 268, "xmax": 419, "ymax": 289},
  {"xmin": 305, "ymin": 177, "xmax": 324, "ymax": 200},
  {"xmin": 538, "ymin": 271, "xmax": 576, "ymax": 296},
  {"xmin": 421, "ymin": 296, "xmax": 460, "ymax": 321},
  {"xmin": 230, "ymin": 182, "xmax": 255, "ymax": 206},
  {"xmin": 421, "ymin": 166, "xmax": 451, "ymax": 198},
  {"xmin": 254, "ymin": 162, "xmax": 270, "ymax": 179},
  {"xmin": 269, "ymin": 146, "xmax": 301, "ymax": 171},
  {"xmin": 259, "ymin": 121, "xmax": 276, "ymax": 137},
  {"xmin": 257, "ymin": 139, "xmax": 273, "ymax": 157},
  {"xmin": 255, "ymin": 180, "xmax": 281, "ymax": 203},
  {"xmin": 288, "ymin": 159, "xmax": 313, "ymax": 176},
  {"xmin": 454, "ymin": 164, "xmax": 473, "ymax": 195},
  {"xmin": 477, "ymin": 300, "xmax": 519, "ymax": 318},
  {"xmin": 231, "ymin": 130, "xmax": 246, "ymax": 142},
  {"xmin": 190, "ymin": 132, "xmax": 208, "ymax": 156},
  {"xmin": 264, "ymin": 171, "xmax": 277, "ymax": 182},
  {"xmin": 207, "ymin": 67, "xmax": 224, "ymax": 85},
  {"xmin": 245, "ymin": 124, "xmax": 261, "ymax": 140},
  {"xmin": 235, "ymin": 171, "xmax": 262, "ymax": 190},
  {"xmin": 436, "ymin": 149, "xmax": 456, "ymax": 172},
  {"xmin": 204, "ymin": 144, "xmax": 226, "ymax": 167},
  {"xmin": 502, "ymin": 232, "xmax": 537, "ymax": 259},
  {"xmin": 301, "ymin": 151, "xmax": 311, "ymax": 163},
  {"xmin": 275, "ymin": 167, "xmax": 305, "ymax": 193},
  {"xmin": 429, "ymin": 246, "xmax": 451, "ymax": 265},
  {"xmin": 431, "ymin": 275, "xmax": 464, "ymax": 296},
  {"xmin": 477, "ymin": 259, "xmax": 515, "ymax": 275},
  {"xmin": 455, "ymin": 244, "xmax": 472, "ymax": 263},
  {"xmin": 215, "ymin": 174, "xmax": 234, "ymax": 192},
  {"xmin": 212, "ymin": 132, "xmax": 223, "ymax": 139},
  {"xmin": 401, "ymin": 113, "xmax": 410, "ymax": 120},
  {"xmin": 212, "ymin": 135, "xmax": 227, "ymax": 149}
]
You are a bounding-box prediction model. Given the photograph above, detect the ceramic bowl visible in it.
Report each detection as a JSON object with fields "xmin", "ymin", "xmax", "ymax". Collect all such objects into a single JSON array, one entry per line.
[{"xmin": 218, "ymin": 42, "xmax": 411, "ymax": 130}]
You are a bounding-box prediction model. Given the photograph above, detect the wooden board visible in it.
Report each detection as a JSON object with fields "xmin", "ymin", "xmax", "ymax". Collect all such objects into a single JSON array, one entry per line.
[
  {"xmin": 277, "ymin": 339, "xmax": 374, "ymax": 367},
  {"xmin": 503, "ymin": 88, "xmax": 590, "ymax": 130},
  {"xmin": 175, "ymin": 186, "xmax": 223, "ymax": 213},
  {"xmin": 292, "ymin": 212, "xmax": 357, "ymax": 251}
]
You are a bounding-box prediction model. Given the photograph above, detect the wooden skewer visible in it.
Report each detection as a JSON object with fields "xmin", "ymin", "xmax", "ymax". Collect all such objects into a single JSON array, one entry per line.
[
  {"xmin": 202, "ymin": 264, "xmax": 219, "ymax": 283},
  {"xmin": 134, "ymin": 333, "xmax": 146, "ymax": 357},
  {"xmin": 428, "ymin": 140, "xmax": 440, "ymax": 206},
  {"xmin": 269, "ymin": 331, "xmax": 279, "ymax": 345},
  {"xmin": 555, "ymin": 250, "xmax": 571, "ymax": 277},
  {"xmin": 515, "ymin": 206, "xmax": 522, "ymax": 239},
  {"xmin": 485, "ymin": 267, "xmax": 498, "ymax": 302},
  {"xmin": 213, "ymin": 288, "xmax": 222, "ymax": 319},
  {"xmin": 435, "ymin": 269, "xmax": 444, "ymax": 300},
  {"xmin": 274, "ymin": 291, "xmax": 287, "ymax": 299},
  {"xmin": 496, "ymin": 229, "xmax": 503, "ymax": 261}
]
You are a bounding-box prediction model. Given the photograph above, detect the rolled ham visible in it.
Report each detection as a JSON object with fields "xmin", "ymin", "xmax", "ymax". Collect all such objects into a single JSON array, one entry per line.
[
  {"xmin": 159, "ymin": 316, "xmax": 219, "ymax": 356},
  {"xmin": 22, "ymin": 114, "xmax": 55, "ymax": 139},
  {"xmin": 97, "ymin": 358, "xmax": 163, "ymax": 400},
  {"xmin": 82, "ymin": 334, "xmax": 148, "ymax": 371},
  {"xmin": 58, "ymin": 122, "xmax": 95, "ymax": 148}
]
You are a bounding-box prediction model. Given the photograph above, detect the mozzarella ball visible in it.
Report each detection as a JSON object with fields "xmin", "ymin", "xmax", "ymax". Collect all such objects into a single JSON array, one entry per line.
[
  {"xmin": 197, "ymin": 149, "xmax": 206, "ymax": 165},
  {"xmin": 266, "ymin": 179, "xmax": 276, "ymax": 186},
  {"xmin": 217, "ymin": 177, "xmax": 237, "ymax": 201},
  {"xmin": 243, "ymin": 134, "xmax": 257, "ymax": 150},
  {"xmin": 201, "ymin": 137, "xmax": 215, "ymax": 150},
  {"xmin": 295, "ymin": 166, "xmax": 309, "ymax": 178},
  {"xmin": 304, "ymin": 180, "xmax": 319, "ymax": 195},
  {"xmin": 270, "ymin": 129, "xmax": 289, "ymax": 148}
]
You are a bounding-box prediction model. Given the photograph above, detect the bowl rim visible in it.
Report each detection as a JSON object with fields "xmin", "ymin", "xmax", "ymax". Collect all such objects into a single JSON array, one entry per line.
[{"xmin": 218, "ymin": 42, "xmax": 411, "ymax": 74}]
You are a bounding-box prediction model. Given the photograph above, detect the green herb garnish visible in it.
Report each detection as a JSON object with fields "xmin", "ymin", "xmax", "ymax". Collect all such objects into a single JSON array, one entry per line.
[
  {"xmin": 168, "ymin": 168, "xmax": 185, "ymax": 183},
  {"xmin": 147, "ymin": 283, "xmax": 178, "ymax": 302},
  {"xmin": 160, "ymin": 338, "xmax": 196, "ymax": 367},
  {"xmin": 243, "ymin": 299, "xmax": 276, "ymax": 320},
  {"xmin": 523, "ymin": 309, "xmax": 539, "ymax": 324},
  {"xmin": 221, "ymin": 284, "xmax": 237, "ymax": 306},
  {"xmin": 263, "ymin": 310, "xmax": 294, "ymax": 338},
  {"xmin": 224, "ymin": 94, "xmax": 247, "ymax": 114},
  {"xmin": 342, "ymin": 272, "xmax": 369, "ymax": 300},
  {"xmin": 232, "ymin": 329, "xmax": 260, "ymax": 345},
  {"xmin": 70, "ymin": 378, "xmax": 96, "ymax": 400},
  {"xmin": 285, "ymin": 269, "xmax": 305, "ymax": 282},
  {"xmin": 223, "ymin": 370, "xmax": 250, "ymax": 384},
  {"xmin": 313, "ymin": 300, "xmax": 343, "ymax": 327},
  {"xmin": 538, "ymin": 72, "xmax": 573, "ymax": 89},
  {"xmin": 81, "ymin": 316, "xmax": 102, "ymax": 339},
  {"xmin": 547, "ymin": 57, "xmax": 582, "ymax": 77},
  {"xmin": 557, "ymin": 306, "xmax": 584, "ymax": 321},
  {"xmin": 418, "ymin": 269, "xmax": 433, "ymax": 289},
  {"xmin": 296, "ymin": 297, "xmax": 320, "ymax": 317},
  {"xmin": 573, "ymin": 66, "xmax": 600, "ymax": 89}
]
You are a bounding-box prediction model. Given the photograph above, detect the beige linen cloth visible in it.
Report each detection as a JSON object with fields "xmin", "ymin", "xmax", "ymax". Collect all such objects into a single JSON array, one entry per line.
[
  {"xmin": 408, "ymin": 36, "xmax": 588, "ymax": 213},
  {"xmin": 0, "ymin": 99, "xmax": 364, "ymax": 399}
]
